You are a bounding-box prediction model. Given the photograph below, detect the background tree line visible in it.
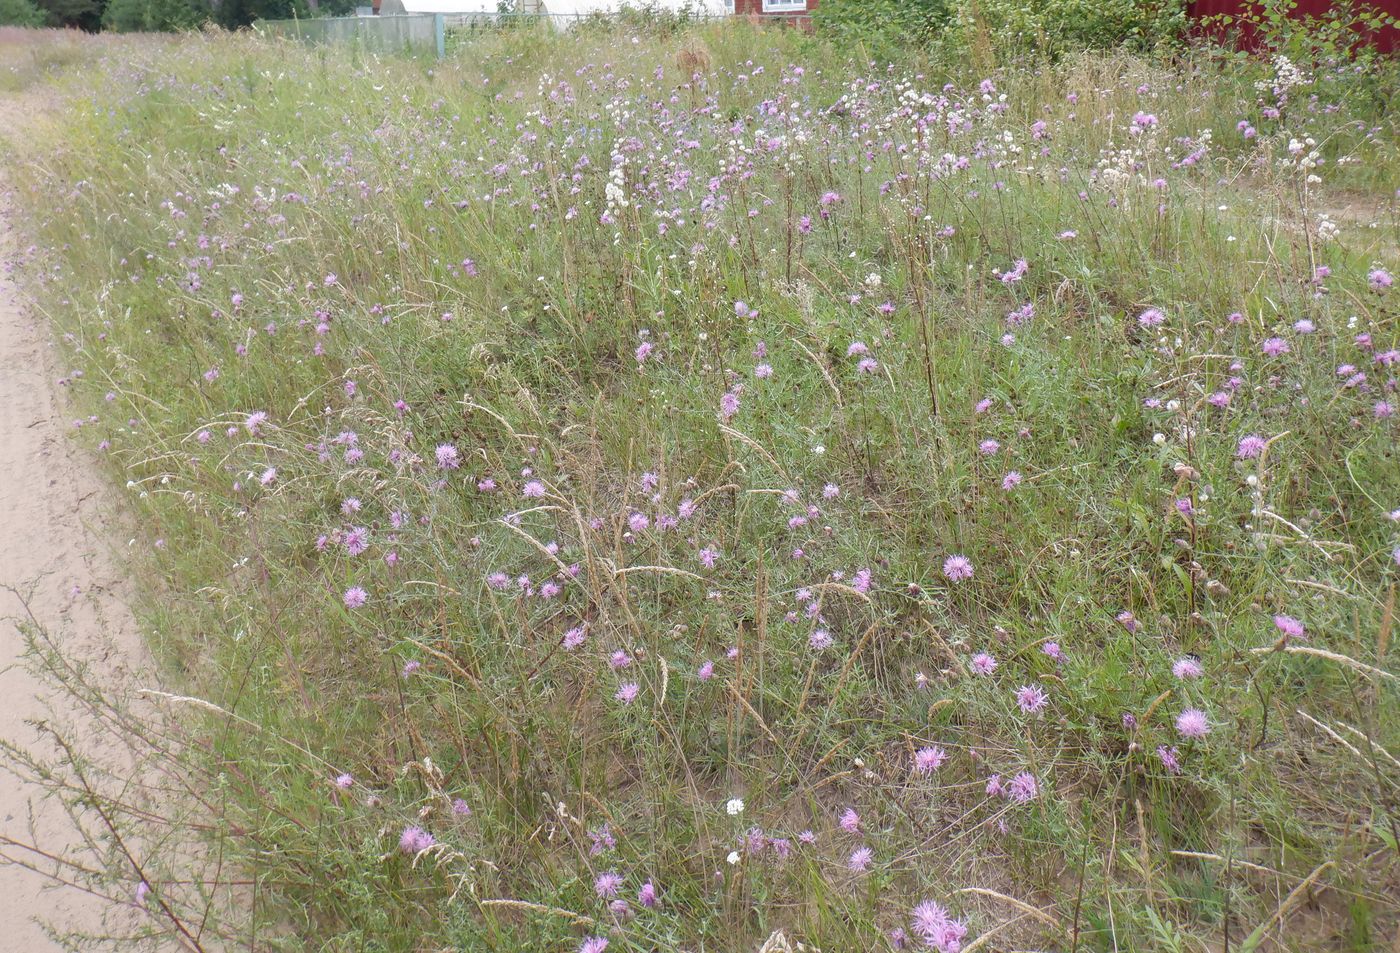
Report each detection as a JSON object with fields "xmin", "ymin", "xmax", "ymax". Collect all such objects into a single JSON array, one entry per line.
[{"xmin": 0, "ymin": 0, "xmax": 360, "ymax": 32}]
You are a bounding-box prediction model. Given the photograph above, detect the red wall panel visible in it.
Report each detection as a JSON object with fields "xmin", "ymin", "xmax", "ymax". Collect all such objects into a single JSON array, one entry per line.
[{"xmin": 1186, "ymin": 0, "xmax": 1399, "ymax": 54}]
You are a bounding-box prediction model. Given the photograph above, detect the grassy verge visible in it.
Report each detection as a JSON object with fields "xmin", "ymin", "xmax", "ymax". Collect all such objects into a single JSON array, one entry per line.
[{"xmin": 5, "ymin": 19, "xmax": 1400, "ymax": 953}]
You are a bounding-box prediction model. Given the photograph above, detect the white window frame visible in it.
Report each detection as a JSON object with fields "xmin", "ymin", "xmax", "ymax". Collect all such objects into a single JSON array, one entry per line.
[{"xmin": 762, "ymin": 0, "xmax": 805, "ymax": 11}]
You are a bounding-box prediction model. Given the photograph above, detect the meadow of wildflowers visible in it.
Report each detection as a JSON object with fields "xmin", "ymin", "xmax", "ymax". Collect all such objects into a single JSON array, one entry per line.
[{"xmin": 3, "ymin": 17, "xmax": 1399, "ymax": 952}]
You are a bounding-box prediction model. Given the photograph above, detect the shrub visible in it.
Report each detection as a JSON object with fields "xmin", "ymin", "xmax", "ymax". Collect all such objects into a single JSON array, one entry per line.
[
  {"xmin": 815, "ymin": 0, "xmax": 1187, "ymax": 59},
  {"xmin": 102, "ymin": 0, "xmax": 208, "ymax": 31},
  {"xmin": 812, "ymin": 0, "xmax": 959, "ymax": 60},
  {"xmin": 0, "ymin": 0, "xmax": 45, "ymax": 26},
  {"xmin": 968, "ymin": 0, "xmax": 1188, "ymax": 54}
]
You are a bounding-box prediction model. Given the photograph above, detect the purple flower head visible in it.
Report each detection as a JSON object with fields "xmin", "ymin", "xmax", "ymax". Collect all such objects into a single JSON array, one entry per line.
[
  {"xmin": 719, "ymin": 390, "xmax": 741, "ymax": 422},
  {"xmin": 435, "ymin": 444, "xmax": 460, "ymax": 469},
  {"xmin": 1007, "ymin": 771, "xmax": 1039, "ymax": 803},
  {"xmin": 1236, "ymin": 434, "xmax": 1267, "ymax": 459},
  {"xmin": 914, "ymin": 746, "xmax": 947, "ymax": 775},
  {"xmin": 1172, "ymin": 657, "xmax": 1203, "ymax": 680},
  {"xmin": 594, "ymin": 871, "xmax": 623, "ymax": 898},
  {"xmin": 911, "ymin": 900, "xmax": 950, "ymax": 938},
  {"xmin": 942, "ymin": 555, "xmax": 973, "ymax": 582},
  {"xmin": 1176, "ymin": 707, "xmax": 1211, "ymax": 738},
  {"xmin": 344, "ymin": 526, "xmax": 369, "ymax": 556},
  {"xmin": 588, "ymin": 824, "xmax": 616, "ymax": 856},
  {"xmin": 1016, "ymin": 684, "xmax": 1048, "ymax": 713},
  {"xmin": 970, "ymin": 652, "xmax": 998, "ymax": 675},
  {"xmin": 398, "ymin": 826, "xmax": 435, "ymax": 855}
]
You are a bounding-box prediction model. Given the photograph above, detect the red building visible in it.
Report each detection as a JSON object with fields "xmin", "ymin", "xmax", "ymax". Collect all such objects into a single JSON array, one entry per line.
[
  {"xmin": 1186, "ymin": 0, "xmax": 1399, "ymax": 54},
  {"xmin": 729, "ymin": 0, "xmax": 818, "ymax": 28}
]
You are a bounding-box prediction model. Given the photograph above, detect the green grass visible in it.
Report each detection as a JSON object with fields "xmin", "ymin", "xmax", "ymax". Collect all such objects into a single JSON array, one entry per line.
[{"xmin": 3, "ymin": 18, "xmax": 1399, "ymax": 953}]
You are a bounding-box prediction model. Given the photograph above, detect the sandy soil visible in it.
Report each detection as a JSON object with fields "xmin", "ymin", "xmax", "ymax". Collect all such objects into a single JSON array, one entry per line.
[{"xmin": 0, "ymin": 93, "xmax": 150, "ymax": 948}]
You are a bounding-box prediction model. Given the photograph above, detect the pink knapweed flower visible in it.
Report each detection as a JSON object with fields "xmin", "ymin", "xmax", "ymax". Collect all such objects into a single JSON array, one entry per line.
[
  {"xmin": 914, "ymin": 746, "xmax": 947, "ymax": 775},
  {"xmin": 1007, "ymin": 771, "xmax": 1039, "ymax": 802},
  {"xmin": 970, "ymin": 652, "xmax": 998, "ymax": 675},
  {"xmin": 435, "ymin": 444, "xmax": 460, "ymax": 469},
  {"xmin": 1172, "ymin": 657, "xmax": 1203, "ymax": 680},
  {"xmin": 1236, "ymin": 434, "xmax": 1267, "ymax": 459},
  {"xmin": 398, "ymin": 826, "xmax": 434, "ymax": 854},
  {"xmin": 1015, "ymin": 684, "xmax": 1048, "ymax": 713},
  {"xmin": 1176, "ymin": 708, "xmax": 1211, "ymax": 738},
  {"xmin": 942, "ymin": 555, "xmax": 973, "ymax": 582}
]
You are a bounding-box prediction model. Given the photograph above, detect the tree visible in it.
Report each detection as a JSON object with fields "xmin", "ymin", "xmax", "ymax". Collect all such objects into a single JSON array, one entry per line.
[
  {"xmin": 34, "ymin": 0, "xmax": 105, "ymax": 29},
  {"xmin": 0, "ymin": 0, "xmax": 46, "ymax": 25},
  {"xmin": 211, "ymin": 0, "xmax": 305, "ymax": 28},
  {"xmin": 103, "ymin": 0, "xmax": 207, "ymax": 31}
]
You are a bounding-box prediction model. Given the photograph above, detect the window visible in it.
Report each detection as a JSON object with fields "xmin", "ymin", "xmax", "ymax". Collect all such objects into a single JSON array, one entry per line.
[{"xmin": 762, "ymin": 0, "xmax": 805, "ymax": 11}]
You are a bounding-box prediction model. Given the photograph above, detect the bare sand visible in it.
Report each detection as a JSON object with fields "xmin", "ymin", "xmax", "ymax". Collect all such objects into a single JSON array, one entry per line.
[{"xmin": 0, "ymin": 91, "xmax": 150, "ymax": 949}]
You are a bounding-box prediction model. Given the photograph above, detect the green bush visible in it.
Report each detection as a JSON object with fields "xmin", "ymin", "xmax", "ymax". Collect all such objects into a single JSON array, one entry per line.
[
  {"xmin": 969, "ymin": 0, "xmax": 1188, "ymax": 54},
  {"xmin": 0, "ymin": 0, "xmax": 46, "ymax": 26},
  {"xmin": 812, "ymin": 0, "xmax": 959, "ymax": 60},
  {"xmin": 101, "ymin": 0, "xmax": 207, "ymax": 30},
  {"xmin": 815, "ymin": 0, "xmax": 1187, "ymax": 59}
]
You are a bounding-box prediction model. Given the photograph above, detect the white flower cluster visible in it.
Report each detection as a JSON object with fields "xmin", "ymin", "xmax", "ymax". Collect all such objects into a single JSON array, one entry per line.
[{"xmin": 1255, "ymin": 54, "xmax": 1310, "ymax": 97}]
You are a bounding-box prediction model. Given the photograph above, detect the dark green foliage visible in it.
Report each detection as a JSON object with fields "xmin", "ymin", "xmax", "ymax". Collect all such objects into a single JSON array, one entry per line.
[
  {"xmin": 0, "ymin": 0, "xmax": 45, "ymax": 26},
  {"xmin": 210, "ymin": 0, "xmax": 304, "ymax": 27},
  {"xmin": 812, "ymin": 0, "xmax": 958, "ymax": 61},
  {"xmin": 34, "ymin": 0, "xmax": 103, "ymax": 28},
  {"xmin": 972, "ymin": 0, "xmax": 1189, "ymax": 54},
  {"xmin": 814, "ymin": 0, "xmax": 1188, "ymax": 58},
  {"xmin": 101, "ymin": 0, "xmax": 205, "ymax": 31}
]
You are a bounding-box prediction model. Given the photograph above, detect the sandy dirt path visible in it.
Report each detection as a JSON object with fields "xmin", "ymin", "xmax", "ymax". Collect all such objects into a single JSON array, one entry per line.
[{"xmin": 0, "ymin": 93, "xmax": 149, "ymax": 948}]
